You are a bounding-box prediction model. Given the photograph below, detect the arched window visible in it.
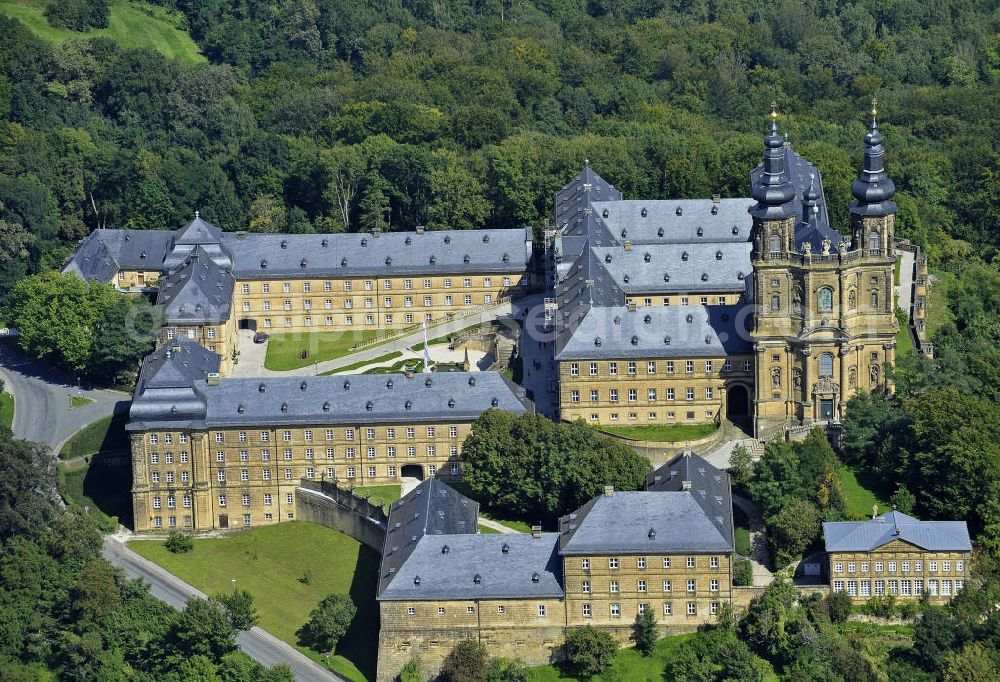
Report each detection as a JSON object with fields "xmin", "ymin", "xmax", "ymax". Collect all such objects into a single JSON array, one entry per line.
[
  {"xmin": 818, "ymin": 287, "xmax": 834, "ymax": 312},
  {"xmin": 869, "ymin": 230, "xmax": 880, "ymax": 251},
  {"xmin": 871, "ymin": 290, "xmax": 879, "ymax": 309},
  {"xmin": 771, "ymin": 295, "xmax": 780, "ymax": 311},
  {"xmin": 769, "ymin": 233, "xmax": 781, "ymax": 254},
  {"xmin": 819, "ymin": 353, "xmax": 834, "ymax": 377}
]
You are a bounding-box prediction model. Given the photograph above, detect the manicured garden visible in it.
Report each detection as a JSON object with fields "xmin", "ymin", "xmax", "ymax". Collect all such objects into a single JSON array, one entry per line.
[
  {"xmin": 59, "ymin": 412, "xmax": 129, "ymax": 460},
  {"xmin": 733, "ymin": 505, "xmax": 752, "ymax": 557},
  {"xmin": 600, "ymin": 422, "xmax": 718, "ymax": 442},
  {"xmin": 527, "ymin": 632, "xmax": 699, "ymax": 681},
  {"xmin": 264, "ymin": 330, "xmax": 382, "ymax": 370},
  {"xmin": 0, "ymin": 0, "xmax": 206, "ymax": 65},
  {"xmin": 129, "ymin": 522, "xmax": 379, "ymax": 681},
  {"xmin": 0, "ymin": 391, "xmax": 13, "ymax": 429}
]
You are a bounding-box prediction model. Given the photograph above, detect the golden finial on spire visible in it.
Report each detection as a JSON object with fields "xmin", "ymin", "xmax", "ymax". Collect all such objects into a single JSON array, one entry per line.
[
  {"xmin": 871, "ymin": 96, "xmax": 878, "ymax": 120},
  {"xmin": 770, "ymin": 100, "xmax": 778, "ymax": 120}
]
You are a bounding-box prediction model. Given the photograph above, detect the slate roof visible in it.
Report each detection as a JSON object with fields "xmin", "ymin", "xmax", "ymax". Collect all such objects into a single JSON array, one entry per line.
[
  {"xmin": 128, "ymin": 365, "xmax": 528, "ymax": 431},
  {"xmin": 647, "ymin": 452, "xmax": 734, "ymax": 550},
  {"xmin": 128, "ymin": 340, "xmax": 220, "ymax": 428},
  {"xmin": 378, "ymin": 532, "xmax": 564, "ymax": 601},
  {"xmin": 557, "ymin": 489, "xmax": 734, "ymax": 555},
  {"xmin": 590, "ymin": 242, "xmax": 751, "ymax": 294},
  {"xmin": 588, "ymin": 199, "xmax": 753, "ymax": 245},
  {"xmin": 221, "ymin": 228, "xmax": 531, "ymax": 279},
  {"xmin": 379, "ymin": 478, "xmax": 480, "ymax": 597},
  {"xmin": 555, "ymin": 304, "xmax": 752, "ymax": 361},
  {"xmin": 156, "ymin": 249, "xmax": 235, "ymax": 324},
  {"xmin": 823, "ymin": 511, "xmax": 972, "ymax": 553},
  {"xmin": 554, "ymin": 165, "xmax": 622, "ymax": 232},
  {"xmin": 62, "ymin": 229, "xmax": 174, "ymax": 283}
]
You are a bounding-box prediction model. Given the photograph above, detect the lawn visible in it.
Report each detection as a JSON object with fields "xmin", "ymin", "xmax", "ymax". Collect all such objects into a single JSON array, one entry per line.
[
  {"xmin": 129, "ymin": 522, "xmax": 379, "ymax": 681},
  {"xmin": 264, "ymin": 330, "xmax": 382, "ymax": 371},
  {"xmin": 733, "ymin": 505, "xmax": 752, "ymax": 557},
  {"xmin": 600, "ymin": 422, "xmax": 718, "ymax": 442},
  {"xmin": 528, "ymin": 632, "xmax": 703, "ymax": 681},
  {"xmin": 320, "ymin": 351, "xmax": 402, "ymax": 375},
  {"xmin": 59, "ymin": 412, "xmax": 129, "ymax": 460},
  {"xmin": 58, "ymin": 451, "xmax": 132, "ymax": 530},
  {"xmin": 350, "ymin": 484, "xmax": 400, "ymax": 507},
  {"xmin": 70, "ymin": 394, "xmax": 95, "ymax": 408},
  {"xmin": 896, "ymin": 317, "xmax": 914, "ymax": 357},
  {"xmin": 409, "ymin": 333, "xmax": 452, "ymax": 352},
  {"xmin": 363, "ymin": 358, "xmax": 464, "ymax": 374},
  {"xmin": 0, "ymin": 391, "xmax": 12, "ymax": 429},
  {"xmin": 924, "ymin": 268, "xmax": 953, "ymax": 339},
  {"xmin": 0, "ymin": 0, "xmax": 205, "ymax": 65},
  {"xmin": 479, "ymin": 512, "xmax": 534, "ymax": 533},
  {"xmin": 839, "ymin": 465, "xmax": 891, "ymax": 520}
]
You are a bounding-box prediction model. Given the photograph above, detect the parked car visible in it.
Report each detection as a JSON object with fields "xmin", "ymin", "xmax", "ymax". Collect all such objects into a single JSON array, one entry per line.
[{"xmin": 253, "ymin": 331, "xmax": 269, "ymax": 344}]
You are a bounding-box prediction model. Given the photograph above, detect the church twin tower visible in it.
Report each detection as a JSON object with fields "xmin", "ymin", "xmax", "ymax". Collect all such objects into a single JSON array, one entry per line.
[{"xmin": 749, "ymin": 103, "xmax": 899, "ymax": 436}]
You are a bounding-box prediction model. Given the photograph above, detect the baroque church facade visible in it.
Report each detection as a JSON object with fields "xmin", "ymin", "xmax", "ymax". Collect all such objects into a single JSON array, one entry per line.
[{"xmin": 549, "ymin": 107, "xmax": 900, "ymax": 437}]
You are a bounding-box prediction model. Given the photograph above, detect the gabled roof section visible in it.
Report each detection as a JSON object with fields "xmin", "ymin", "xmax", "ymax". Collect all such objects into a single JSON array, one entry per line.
[
  {"xmin": 555, "ymin": 304, "xmax": 752, "ymax": 361},
  {"xmin": 221, "ymin": 229, "xmax": 530, "ymax": 279},
  {"xmin": 174, "ymin": 214, "xmax": 224, "ymax": 245},
  {"xmin": 590, "ymin": 242, "xmax": 751, "ymax": 295},
  {"xmin": 823, "ymin": 511, "xmax": 972, "ymax": 553},
  {"xmin": 557, "ymin": 489, "xmax": 733, "ymax": 555},
  {"xmin": 589, "ymin": 199, "xmax": 753, "ymax": 245},
  {"xmin": 554, "ymin": 165, "xmax": 622, "ymax": 231},
  {"xmin": 62, "ymin": 229, "xmax": 174, "ymax": 282},
  {"xmin": 647, "ymin": 451, "xmax": 734, "ymax": 549},
  {"xmin": 378, "ymin": 479, "xmax": 479, "ymax": 596},
  {"xmin": 156, "ymin": 250, "xmax": 235, "ymax": 325}
]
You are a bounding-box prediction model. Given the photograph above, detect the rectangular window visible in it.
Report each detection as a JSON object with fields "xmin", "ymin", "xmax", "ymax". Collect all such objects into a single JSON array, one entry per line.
[
  {"xmin": 687, "ymin": 602, "xmax": 697, "ymax": 615},
  {"xmin": 610, "ymin": 604, "xmax": 620, "ymax": 618},
  {"xmin": 537, "ymin": 605, "xmax": 546, "ymax": 617},
  {"xmin": 637, "ymin": 580, "xmax": 646, "ymax": 592},
  {"xmin": 582, "ymin": 604, "xmax": 592, "ymax": 618},
  {"xmin": 609, "ymin": 362, "xmax": 617, "ymax": 375},
  {"xmin": 609, "ymin": 558, "xmax": 619, "ymax": 569},
  {"xmin": 663, "ymin": 580, "xmax": 671, "ymax": 592}
]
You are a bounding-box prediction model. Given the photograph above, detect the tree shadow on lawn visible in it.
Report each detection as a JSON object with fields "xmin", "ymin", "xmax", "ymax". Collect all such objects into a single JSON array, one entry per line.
[
  {"xmin": 298, "ymin": 543, "xmax": 380, "ymax": 680},
  {"xmin": 82, "ymin": 449, "xmax": 134, "ymax": 528}
]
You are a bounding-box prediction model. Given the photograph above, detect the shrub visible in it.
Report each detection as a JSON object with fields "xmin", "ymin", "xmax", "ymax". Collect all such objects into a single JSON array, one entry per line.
[
  {"xmin": 297, "ymin": 593, "xmax": 356, "ymax": 654},
  {"xmin": 825, "ymin": 590, "xmax": 853, "ymax": 623},
  {"xmin": 164, "ymin": 532, "xmax": 194, "ymax": 554},
  {"xmin": 440, "ymin": 639, "xmax": 490, "ymax": 682},
  {"xmin": 864, "ymin": 594, "xmax": 897, "ymax": 618},
  {"xmin": 213, "ymin": 590, "xmax": 258, "ymax": 631},
  {"xmin": 734, "ymin": 559, "xmax": 754, "ymax": 587},
  {"xmin": 398, "ymin": 660, "xmax": 423, "ymax": 681},
  {"xmin": 564, "ymin": 625, "xmax": 618, "ymax": 677}
]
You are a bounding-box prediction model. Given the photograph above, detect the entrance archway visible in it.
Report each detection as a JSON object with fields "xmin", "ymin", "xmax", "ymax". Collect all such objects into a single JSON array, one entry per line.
[
  {"xmin": 238, "ymin": 318, "xmax": 257, "ymax": 331},
  {"xmin": 401, "ymin": 464, "xmax": 424, "ymax": 480},
  {"xmin": 726, "ymin": 384, "xmax": 750, "ymax": 417}
]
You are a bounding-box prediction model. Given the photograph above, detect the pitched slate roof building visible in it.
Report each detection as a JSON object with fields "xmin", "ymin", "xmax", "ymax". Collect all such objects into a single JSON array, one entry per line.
[
  {"xmin": 823, "ymin": 511, "xmax": 971, "ymax": 603},
  {"xmin": 63, "ymin": 219, "xmax": 533, "ymax": 376},
  {"xmin": 128, "ymin": 339, "xmax": 528, "ymax": 532},
  {"xmin": 376, "ymin": 451, "xmax": 734, "ymax": 681},
  {"xmin": 547, "ymin": 107, "xmax": 900, "ymax": 437}
]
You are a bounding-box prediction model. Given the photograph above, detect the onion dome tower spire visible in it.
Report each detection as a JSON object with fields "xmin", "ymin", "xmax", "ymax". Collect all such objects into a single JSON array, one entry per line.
[
  {"xmin": 850, "ymin": 98, "xmax": 896, "ymax": 217},
  {"xmin": 750, "ymin": 103, "xmax": 796, "ymax": 220},
  {"xmin": 802, "ymin": 173, "xmax": 821, "ymax": 223}
]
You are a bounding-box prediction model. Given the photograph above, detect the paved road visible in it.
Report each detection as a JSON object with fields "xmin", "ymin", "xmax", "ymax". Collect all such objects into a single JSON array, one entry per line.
[
  {"xmin": 0, "ymin": 343, "xmax": 129, "ymax": 451},
  {"xmin": 102, "ymin": 537, "xmax": 343, "ymax": 681}
]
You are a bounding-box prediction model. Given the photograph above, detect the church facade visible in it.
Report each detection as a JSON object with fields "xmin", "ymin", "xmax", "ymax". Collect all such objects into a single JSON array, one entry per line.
[{"xmin": 549, "ymin": 108, "xmax": 900, "ymax": 437}]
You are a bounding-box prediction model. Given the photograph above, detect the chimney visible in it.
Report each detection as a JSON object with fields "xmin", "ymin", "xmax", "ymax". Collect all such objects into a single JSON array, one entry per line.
[
  {"xmin": 236, "ymin": 231, "xmax": 246, "ymax": 240},
  {"xmin": 681, "ymin": 480, "xmax": 692, "ymax": 491},
  {"xmin": 415, "ymin": 225, "xmax": 425, "ymax": 234},
  {"xmin": 604, "ymin": 485, "xmax": 614, "ymax": 497},
  {"xmin": 712, "ymin": 193, "xmax": 721, "ymax": 203},
  {"xmin": 404, "ymin": 368, "xmax": 414, "ymax": 379},
  {"xmin": 872, "ymin": 504, "xmax": 879, "ymax": 520},
  {"xmin": 207, "ymin": 372, "xmax": 221, "ymax": 386},
  {"xmin": 372, "ymin": 228, "xmax": 381, "ymax": 238},
  {"xmin": 623, "ymin": 240, "xmax": 632, "ymax": 251},
  {"xmin": 531, "ymin": 525, "xmax": 542, "ymax": 538}
]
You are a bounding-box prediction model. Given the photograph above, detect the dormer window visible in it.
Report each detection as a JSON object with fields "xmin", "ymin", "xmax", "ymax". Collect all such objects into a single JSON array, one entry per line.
[
  {"xmin": 664, "ymin": 273, "xmax": 670, "ymax": 282},
  {"xmin": 711, "ymin": 205, "xmax": 718, "ymax": 215},
  {"xmin": 321, "ymin": 238, "xmax": 328, "ymax": 247},
  {"xmin": 322, "ymin": 402, "xmax": 330, "ymax": 412},
  {"xmin": 385, "ymin": 256, "xmax": 392, "ymax": 266},
  {"xmin": 491, "ymin": 398, "xmax": 499, "ymax": 407},
  {"xmin": 664, "ymin": 335, "xmax": 671, "ymax": 345},
  {"xmin": 260, "ymin": 259, "xmax": 267, "ymax": 269},
  {"xmin": 621, "ymin": 229, "xmax": 627, "ymax": 238},
  {"xmin": 701, "ymin": 273, "xmax": 709, "ymax": 281},
  {"xmin": 686, "ymin": 314, "xmax": 693, "ymax": 323},
  {"xmin": 657, "ymin": 227, "xmax": 664, "ymax": 237},
  {"xmin": 605, "ymin": 254, "xmax": 612, "ymax": 263},
  {"xmin": 697, "ymin": 227, "xmax": 703, "ymax": 236},
  {"xmin": 444, "ymin": 235, "xmax": 451, "ymax": 244},
  {"xmin": 502, "ymin": 253, "xmax": 509, "ymax": 262},
  {"xmin": 676, "ymin": 206, "xmax": 683, "ymax": 216},
  {"xmin": 280, "ymin": 240, "xmax": 288, "ymax": 249},
  {"xmin": 602, "ymin": 209, "xmax": 609, "ymax": 218},
  {"xmin": 732, "ymin": 225, "xmax": 739, "ymax": 235},
  {"xmin": 483, "ymin": 234, "xmax": 490, "ymax": 243},
  {"xmin": 280, "ymin": 402, "xmax": 288, "ymax": 412},
  {"xmin": 594, "ymin": 337, "xmax": 602, "ymax": 346},
  {"xmin": 644, "ymin": 253, "xmax": 651, "ymax": 262},
  {"xmin": 640, "ymin": 207, "xmax": 647, "ymax": 217},
  {"xmin": 430, "ymin": 255, "xmax": 436, "ymax": 264},
  {"xmin": 716, "ymin": 251, "xmax": 723, "ymax": 260},
  {"xmin": 448, "ymin": 399, "xmax": 455, "ymax": 408},
  {"xmin": 630, "ymin": 335, "xmax": 639, "ymax": 346},
  {"xmin": 300, "ymin": 258, "xmax": 308, "ymax": 267},
  {"xmin": 405, "ymin": 236, "xmax": 411, "ymax": 245},
  {"xmin": 366, "ymin": 401, "xmax": 374, "ymax": 411},
  {"xmin": 404, "ymin": 400, "xmax": 412, "ymax": 410},
  {"xmin": 468, "ymin": 377, "xmax": 476, "ymax": 387},
  {"xmin": 681, "ymin": 252, "xmax": 689, "ymax": 261},
  {"xmin": 343, "ymin": 380, "xmax": 351, "ymax": 390},
  {"xmin": 643, "ymin": 315, "xmax": 651, "ymax": 324},
  {"xmin": 463, "ymin": 254, "xmax": 470, "ymax": 263},
  {"xmin": 361, "ymin": 238, "xmax": 367, "ymax": 247},
  {"xmin": 341, "ymin": 257, "xmax": 348, "ymax": 267}
]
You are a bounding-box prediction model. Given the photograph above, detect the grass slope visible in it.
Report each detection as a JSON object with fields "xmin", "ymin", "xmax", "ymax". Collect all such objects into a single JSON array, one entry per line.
[
  {"xmin": 0, "ymin": 1, "xmax": 205, "ymax": 65},
  {"xmin": 59, "ymin": 451, "xmax": 132, "ymax": 530},
  {"xmin": 264, "ymin": 330, "xmax": 382, "ymax": 370},
  {"xmin": 528, "ymin": 633, "xmax": 702, "ymax": 681},
  {"xmin": 839, "ymin": 465, "xmax": 891, "ymax": 520},
  {"xmin": 600, "ymin": 422, "xmax": 717, "ymax": 442},
  {"xmin": 0, "ymin": 391, "xmax": 13, "ymax": 429},
  {"xmin": 320, "ymin": 351, "xmax": 403, "ymax": 375},
  {"xmin": 60, "ymin": 412, "xmax": 129, "ymax": 460},
  {"xmin": 130, "ymin": 522, "xmax": 379, "ymax": 681},
  {"xmin": 350, "ymin": 484, "xmax": 400, "ymax": 507}
]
